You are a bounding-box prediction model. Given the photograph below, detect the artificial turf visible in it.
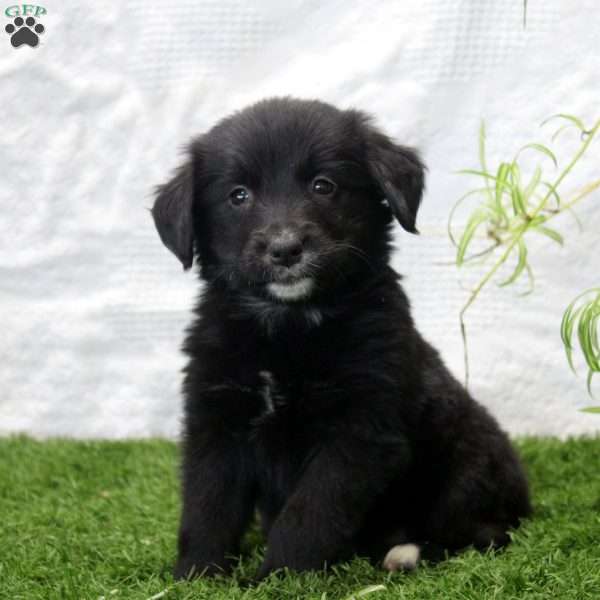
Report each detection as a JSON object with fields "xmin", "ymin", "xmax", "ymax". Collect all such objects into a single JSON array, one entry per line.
[{"xmin": 1, "ymin": 436, "xmax": 599, "ymax": 600}]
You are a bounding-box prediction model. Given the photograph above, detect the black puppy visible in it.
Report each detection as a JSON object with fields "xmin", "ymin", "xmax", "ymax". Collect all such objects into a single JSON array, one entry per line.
[{"xmin": 152, "ymin": 97, "xmax": 531, "ymax": 580}]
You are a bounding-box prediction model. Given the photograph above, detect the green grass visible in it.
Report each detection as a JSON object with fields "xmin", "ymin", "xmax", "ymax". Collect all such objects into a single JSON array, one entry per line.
[{"xmin": 1, "ymin": 437, "xmax": 600, "ymax": 600}]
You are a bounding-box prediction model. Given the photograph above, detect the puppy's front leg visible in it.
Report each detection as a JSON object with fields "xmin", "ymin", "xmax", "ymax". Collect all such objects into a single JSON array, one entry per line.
[
  {"xmin": 175, "ymin": 431, "xmax": 255, "ymax": 580},
  {"xmin": 257, "ymin": 434, "xmax": 407, "ymax": 579}
]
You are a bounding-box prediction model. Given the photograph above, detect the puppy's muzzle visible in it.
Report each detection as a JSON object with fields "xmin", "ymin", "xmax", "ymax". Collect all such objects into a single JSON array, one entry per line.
[{"xmin": 267, "ymin": 229, "xmax": 306, "ymax": 268}]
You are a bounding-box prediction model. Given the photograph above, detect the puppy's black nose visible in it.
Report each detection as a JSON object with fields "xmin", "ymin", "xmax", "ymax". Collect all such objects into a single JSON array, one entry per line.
[{"xmin": 268, "ymin": 232, "xmax": 304, "ymax": 267}]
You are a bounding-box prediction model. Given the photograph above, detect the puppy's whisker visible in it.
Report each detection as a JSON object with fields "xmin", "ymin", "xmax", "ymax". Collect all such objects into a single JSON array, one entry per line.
[
  {"xmin": 321, "ymin": 242, "xmax": 377, "ymax": 274},
  {"xmin": 333, "ymin": 242, "xmax": 375, "ymax": 269},
  {"xmin": 305, "ymin": 259, "xmax": 325, "ymax": 276}
]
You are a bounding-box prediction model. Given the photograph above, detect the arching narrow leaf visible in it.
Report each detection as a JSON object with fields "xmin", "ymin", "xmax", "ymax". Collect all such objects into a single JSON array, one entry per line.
[
  {"xmin": 448, "ymin": 187, "xmax": 490, "ymax": 247},
  {"xmin": 541, "ymin": 113, "xmax": 586, "ymax": 131},
  {"xmin": 534, "ymin": 225, "xmax": 564, "ymax": 245},
  {"xmin": 510, "ymin": 183, "xmax": 527, "ymax": 218},
  {"xmin": 495, "ymin": 163, "xmax": 512, "ymax": 214},
  {"xmin": 561, "ymin": 290, "xmax": 600, "ymax": 396},
  {"xmin": 499, "ymin": 238, "xmax": 528, "ymax": 286},
  {"xmin": 523, "ymin": 166, "xmax": 542, "ymax": 202},
  {"xmin": 551, "ymin": 123, "xmax": 576, "ymax": 142},
  {"xmin": 457, "ymin": 169, "xmax": 497, "ymax": 181},
  {"xmin": 516, "ymin": 143, "xmax": 558, "ymax": 168},
  {"xmin": 456, "ymin": 211, "xmax": 489, "ymax": 266},
  {"xmin": 518, "ymin": 263, "xmax": 536, "ymax": 296},
  {"xmin": 561, "ymin": 303, "xmax": 583, "ymax": 372},
  {"xmin": 586, "ymin": 371, "xmax": 595, "ymax": 396}
]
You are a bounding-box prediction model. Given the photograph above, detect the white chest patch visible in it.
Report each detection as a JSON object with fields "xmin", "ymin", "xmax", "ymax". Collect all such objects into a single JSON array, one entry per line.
[{"xmin": 267, "ymin": 277, "xmax": 314, "ymax": 301}]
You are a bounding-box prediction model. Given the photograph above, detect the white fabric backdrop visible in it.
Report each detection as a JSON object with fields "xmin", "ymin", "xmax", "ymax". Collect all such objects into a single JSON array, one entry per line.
[{"xmin": 1, "ymin": 0, "xmax": 598, "ymax": 438}]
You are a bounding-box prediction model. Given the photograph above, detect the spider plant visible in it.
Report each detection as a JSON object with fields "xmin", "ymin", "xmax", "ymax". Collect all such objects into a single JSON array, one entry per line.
[
  {"xmin": 561, "ymin": 289, "xmax": 600, "ymax": 406},
  {"xmin": 448, "ymin": 114, "xmax": 600, "ymax": 389}
]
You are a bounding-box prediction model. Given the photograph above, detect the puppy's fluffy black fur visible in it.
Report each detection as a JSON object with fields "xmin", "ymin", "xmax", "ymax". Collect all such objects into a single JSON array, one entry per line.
[{"xmin": 152, "ymin": 97, "xmax": 531, "ymax": 580}]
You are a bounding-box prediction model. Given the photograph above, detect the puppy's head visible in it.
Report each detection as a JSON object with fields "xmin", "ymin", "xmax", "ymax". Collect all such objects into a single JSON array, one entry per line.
[{"xmin": 152, "ymin": 97, "xmax": 424, "ymax": 303}]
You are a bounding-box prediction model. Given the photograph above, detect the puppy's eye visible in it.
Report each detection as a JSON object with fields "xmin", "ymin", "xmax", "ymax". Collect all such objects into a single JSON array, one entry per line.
[
  {"xmin": 312, "ymin": 177, "xmax": 337, "ymax": 196},
  {"xmin": 229, "ymin": 187, "xmax": 250, "ymax": 206}
]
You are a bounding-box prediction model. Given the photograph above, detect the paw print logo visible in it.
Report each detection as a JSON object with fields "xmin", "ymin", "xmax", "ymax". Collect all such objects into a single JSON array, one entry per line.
[{"xmin": 5, "ymin": 16, "xmax": 45, "ymax": 48}]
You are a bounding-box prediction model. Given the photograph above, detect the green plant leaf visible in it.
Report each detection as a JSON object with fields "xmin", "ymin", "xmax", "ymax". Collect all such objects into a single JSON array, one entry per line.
[
  {"xmin": 510, "ymin": 162, "xmax": 532, "ymax": 219},
  {"xmin": 457, "ymin": 169, "xmax": 497, "ymax": 181},
  {"xmin": 561, "ymin": 289, "xmax": 600, "ymax": 395},
  {"xmin": 541, "ymin": 113, "xmax": 587, "ymax": 132},
  {"xmin": 561, "ymin": 304, "xmax": 583, "ymax": 372},
  {"xmin": 542, "ymin": 114, "xmax": 589, "ymax": 144},
  {"xmin": 457, "ymin": 211, "xmax": 488, "ymax": 266},
  {"xmin": 516, "ymin": 143, "xmax": 558, "ymax": 168},
  {"xmin": 580, "ymin": 406, "xmax": 600, "ymax": 414},
  {"xmin": 523, "ymin": 166, "xmax": 542, "ymax": 203},
  {"xmin": 539, "ymin": 181, "xmax": 562, "ymax": 208},
  {"xmin": 578, "ymin": 298, "xmax": 600, "ymax": 372},
  {"xmin": 509, "ymin": 171, "xmax": 527, "ymax": 218},
  {"xmin": 534, "ymin": 225, "xmax": 564, "ymax": 245},
  {"xmin": 550, "ymin": 123, "xmax": 576, "ymax": 142},
  {"xmin": 587, "ymin": 371, "xmax": 595, "ymax": 397},
  {"xmin": 518, "ymin": 263, "xmax": 536, "ymax": 296},
  {"xmin": 447, "ymin": 187, "xmax": 490, "ymax": 247},
  {"xmin": 495, "ymin": 163, "xmax": 512, "ymax": 214},
  {"xmin": 499, "ymin": 237, "xmax": 528, "ymax": 286}
]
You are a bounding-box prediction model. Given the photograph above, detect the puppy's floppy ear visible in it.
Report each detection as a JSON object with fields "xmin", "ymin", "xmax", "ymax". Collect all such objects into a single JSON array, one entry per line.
[
  {"xmin": 152, "ymin": 145, "xmax": 198, "ymax": 270},
  {"xmin": 366, "ymin": 128, "xmax": 425, "ymax": 234}
]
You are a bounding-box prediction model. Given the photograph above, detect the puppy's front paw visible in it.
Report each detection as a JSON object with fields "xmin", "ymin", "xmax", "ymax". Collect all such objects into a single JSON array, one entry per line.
[{"xmin": 383, "ymin": 543, "xmax": 421, "ymax": 572}]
